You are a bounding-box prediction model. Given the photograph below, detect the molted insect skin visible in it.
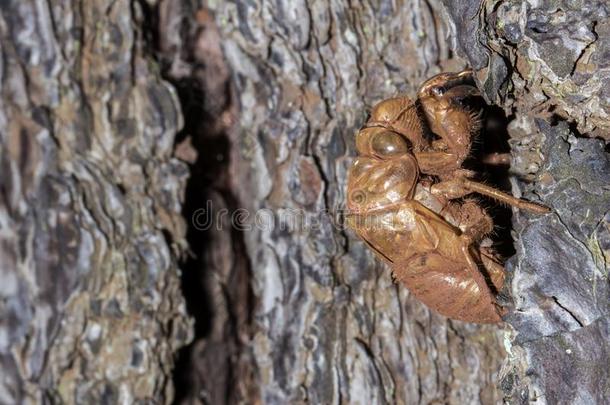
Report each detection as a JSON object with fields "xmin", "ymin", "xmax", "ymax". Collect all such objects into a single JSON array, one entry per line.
[
  {"xmin": 365, "ymin": 98, "xmax": 427, "ymax": 151},
  {"xmin": 346, "ymin": 69, "xmax": 550, "ymax": 324},
  {"xmin": 347, "ymin": 165, "xmax": 504, "ymax": 323},
  {"xmin": 417, "ymin": 70, "xmax": 483, "ymax": 175}
]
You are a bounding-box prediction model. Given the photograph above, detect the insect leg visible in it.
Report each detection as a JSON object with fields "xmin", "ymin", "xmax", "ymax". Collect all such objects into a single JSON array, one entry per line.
[
  {"xmin": 463, "ymin": 179, "xmax": 551, "ymax": 213},
  {"xmin": 459, "ymin": 240, "xmax": 501, "ymax": 309},
  {"xmin": 454, "ymin": 200, "xmax": 494, "ymax": 240},
  {"xmin": 413, "ymin": 151, "xmax": 462, "ymax": 175},
  {"xmin": 431, "ymin": 177, "xmax": 551, "ymax": 213},
  {"xmin": 480, "ymin": 248, "xmax": 505, "ymax": 291},
  {"xmin": 418, "ymin": 69, "xmax": 477, "ymax": 96},
  {"xmin": 481, "ymin": 152, "xmax": 511, "ymax": 166}
]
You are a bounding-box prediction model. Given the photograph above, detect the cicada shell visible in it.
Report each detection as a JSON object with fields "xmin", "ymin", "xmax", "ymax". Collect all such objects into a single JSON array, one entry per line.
[{"xmin": 346, "ymin": 70, "xmax": 550, "ymax": 323}]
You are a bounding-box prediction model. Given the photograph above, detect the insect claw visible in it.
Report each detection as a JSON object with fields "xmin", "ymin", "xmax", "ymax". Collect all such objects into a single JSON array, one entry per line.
[
  {"xmin": 457, "ymin": 68, "xmax": 474, "ymax": 77},
  {"xmin": 494, "ymin": 302, "xmax": 508, "ymax": 318}
]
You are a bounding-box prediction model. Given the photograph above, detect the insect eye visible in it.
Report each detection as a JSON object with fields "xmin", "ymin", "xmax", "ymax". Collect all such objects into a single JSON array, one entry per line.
[{"xmin": 371, "ymin": 131, "xmax": 410, "ymax": 156}]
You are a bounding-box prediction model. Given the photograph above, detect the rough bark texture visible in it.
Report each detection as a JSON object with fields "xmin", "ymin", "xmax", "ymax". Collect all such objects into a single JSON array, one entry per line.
[
  {"xmin": 0, "ymin": 1, "xmax": 192, "ymax": 403},
  {"xmin": 2, "ymin": 0, "xmax": 608, "ymax": 404},
  {"xmin": 443, "ymin": 0, "xmax": 610, "ymax": 403},
  {"xmin": 170, "ymin": 0, "xmax": 506, "ymax": 403}
]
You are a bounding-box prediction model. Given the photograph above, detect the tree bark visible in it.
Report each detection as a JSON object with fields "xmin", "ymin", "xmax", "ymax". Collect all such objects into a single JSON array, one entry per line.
[
  {"xmin": 168, "ymin": 0, "xmax": 506, "ymax": 403},
  {"xmin": 442, "ymin": 1, "xmax": 610, "ymax": 403},
  {"xmin": 3, "ymin": 0, "xmax": 608, "ymax": 404},
  {"xmin": 0, "ymin": 1, "xmax": 191, "ymax": 403}
]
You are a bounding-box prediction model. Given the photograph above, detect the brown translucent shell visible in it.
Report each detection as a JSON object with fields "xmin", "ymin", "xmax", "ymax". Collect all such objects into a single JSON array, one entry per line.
[{"xmin": 346, "ymin": 70, "xmax": 550, "ymax": 323}]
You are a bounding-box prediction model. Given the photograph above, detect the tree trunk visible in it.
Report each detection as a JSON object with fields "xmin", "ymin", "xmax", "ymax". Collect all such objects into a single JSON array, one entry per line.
[
  {"xmin": 168, "ymin": 0, "xmax": 506, "ymax": 403},
  {"xmin": 0, "ymin": 1, "xmax": 191, "ymax": 403},
  {"xmin": 442, "ymin": 1, "xmax": 610, "ymax": 403},
  {"xmin": 2, "ymin": 0, "xmax": 608, "ymax": 404}
]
